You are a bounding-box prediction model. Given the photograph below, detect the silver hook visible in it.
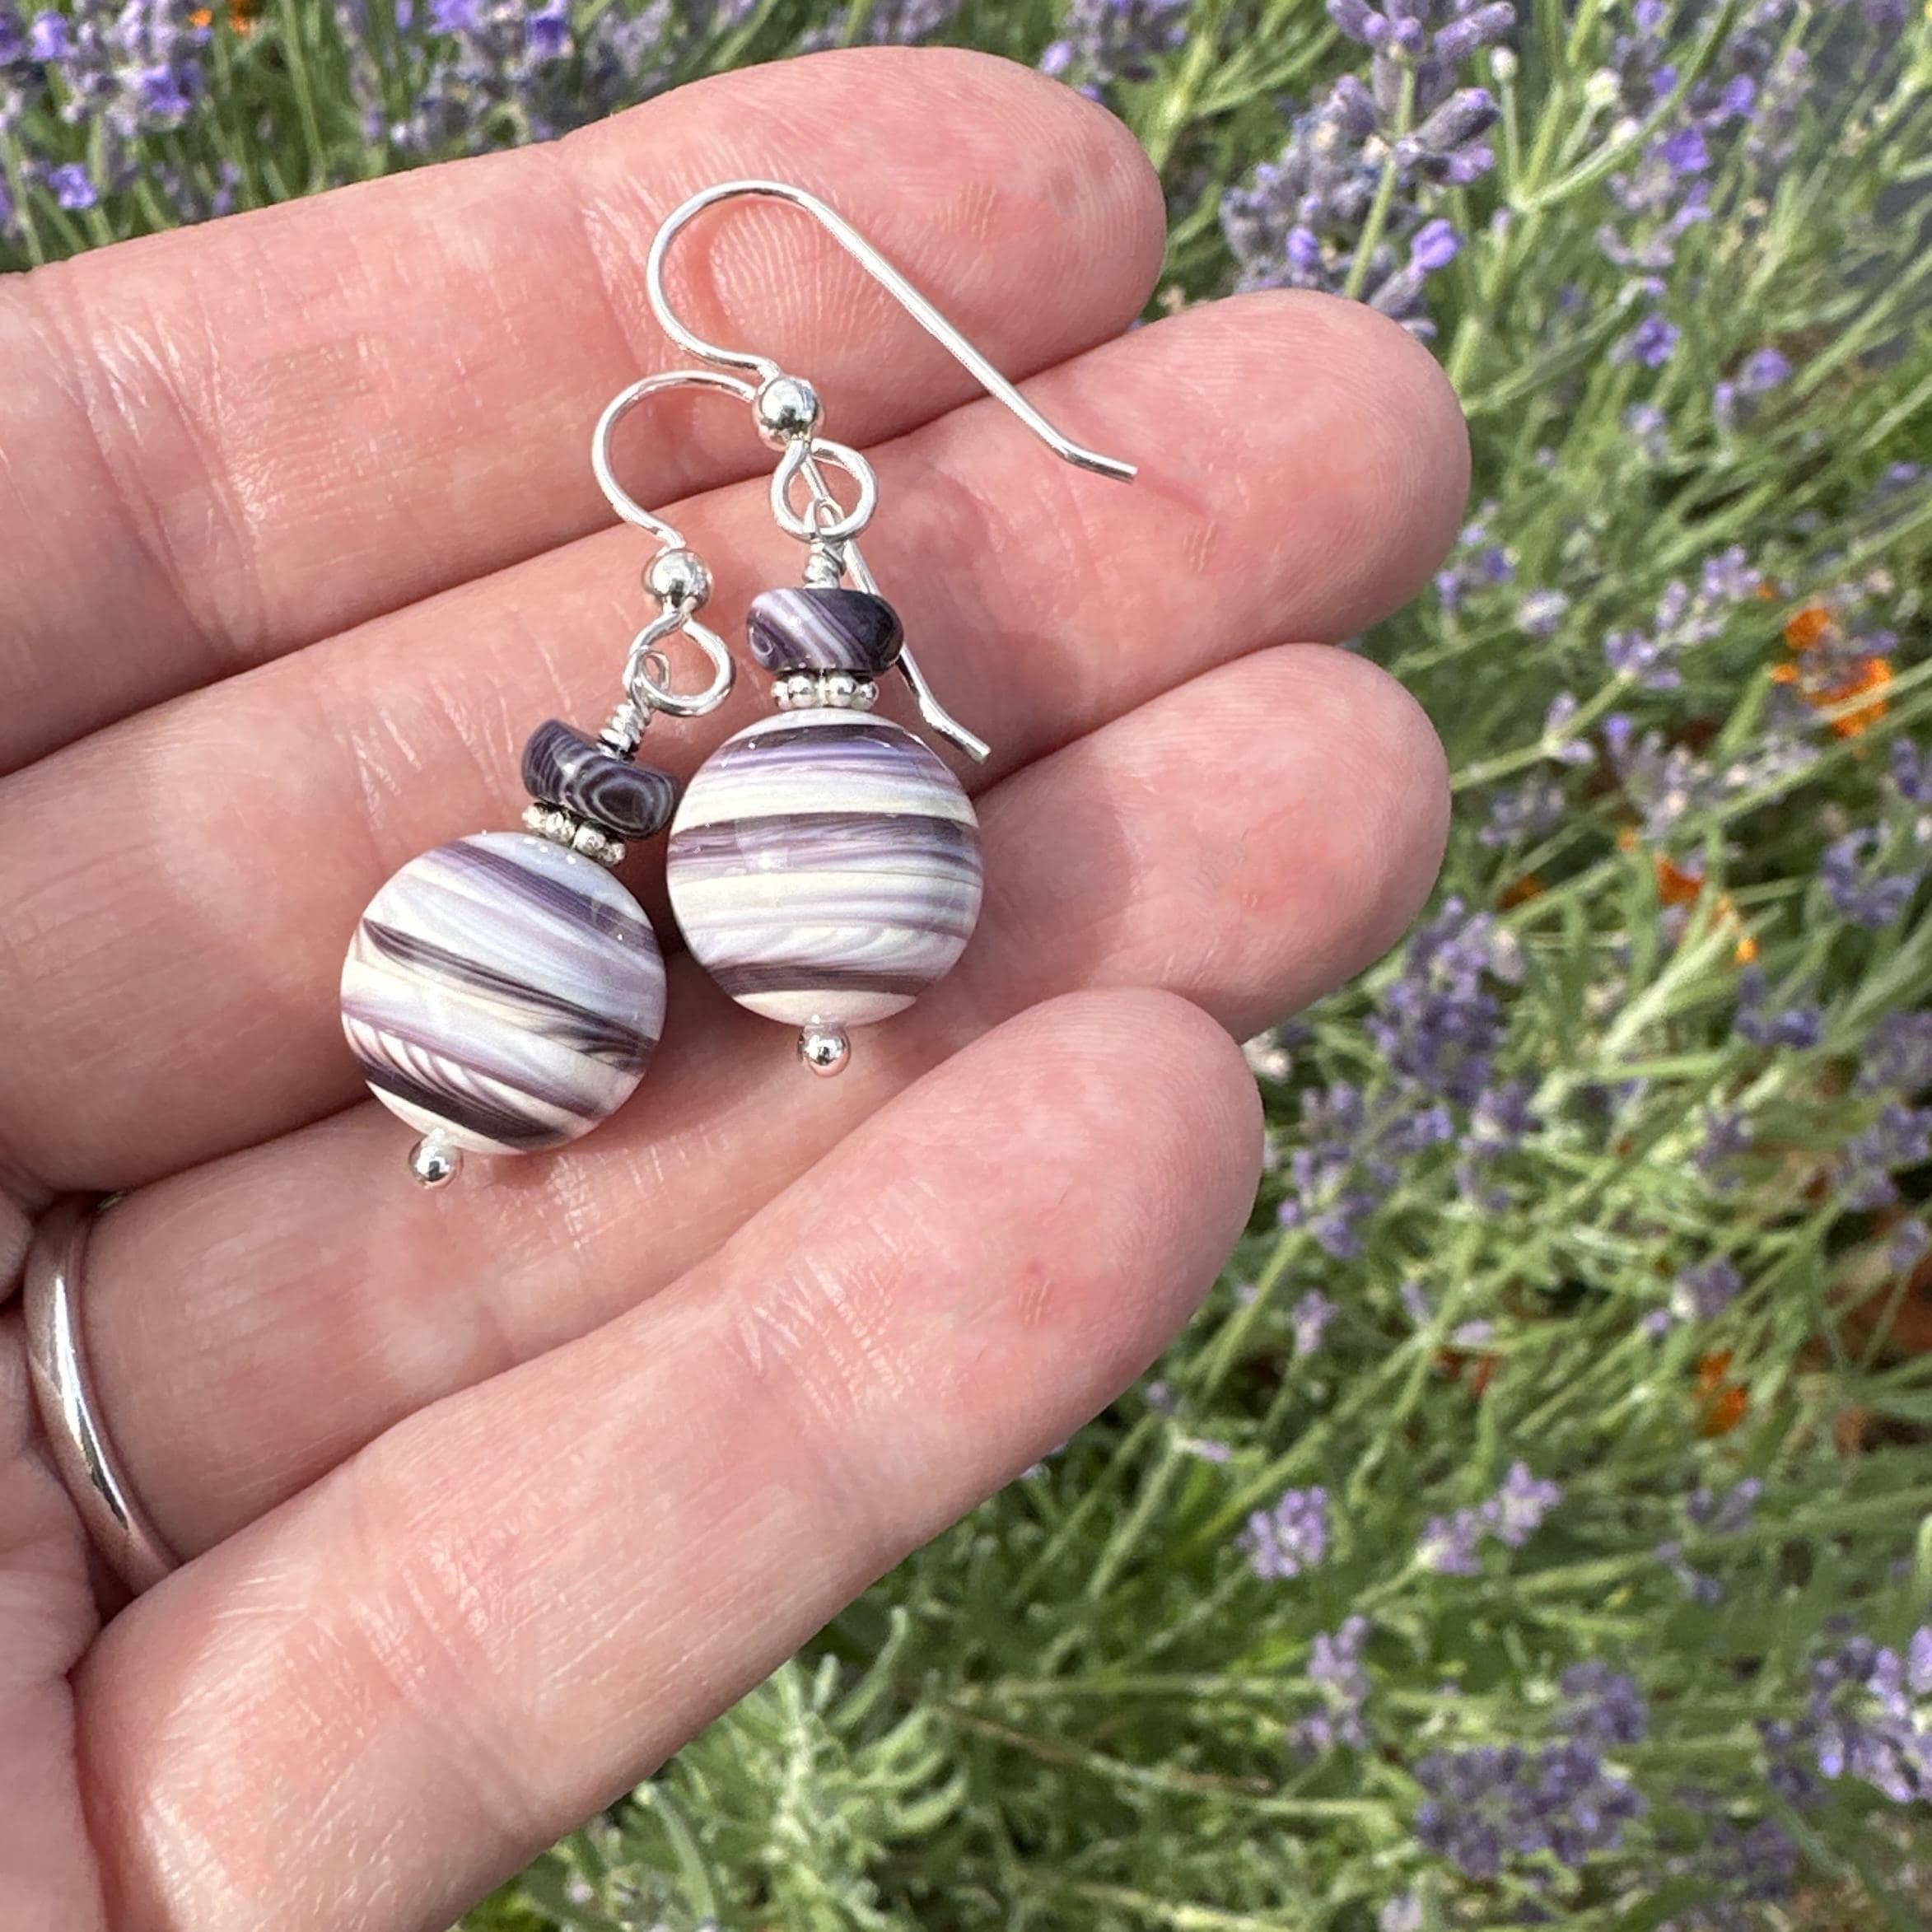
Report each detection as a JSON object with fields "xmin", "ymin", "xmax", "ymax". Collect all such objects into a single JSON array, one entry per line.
[
  {"xmin": 590, "ymin": 366, "xmax": 749, "ymax": 721},
  {"xmin": 592, "ymin": 366, "xmax": 758, "ymax": 541},
  {"xmin": 644, "ymin": 180, "xmax": 1139, "ymax": 485}
]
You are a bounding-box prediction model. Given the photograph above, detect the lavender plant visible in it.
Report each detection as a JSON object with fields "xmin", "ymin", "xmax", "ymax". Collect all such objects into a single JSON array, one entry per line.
[{"xmin": 10, "ymin": 0, "xmax": 1932, "ymax": 1926}]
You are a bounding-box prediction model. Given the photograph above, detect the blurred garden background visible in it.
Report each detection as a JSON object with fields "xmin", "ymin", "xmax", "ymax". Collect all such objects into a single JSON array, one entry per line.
[{"xmin": 7, "ymin": 0, "xmax": 1932, "ymax": 1926}]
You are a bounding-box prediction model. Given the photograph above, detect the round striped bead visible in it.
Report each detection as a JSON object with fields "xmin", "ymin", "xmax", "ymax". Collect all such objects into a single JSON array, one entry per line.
[
  {"xmin": 665, "ymin": 709, "xmax": 982, "ymax": 1030},
  {"xmin": 341, "ymin": 832, "xmax": 665, "ymax": 1155}
]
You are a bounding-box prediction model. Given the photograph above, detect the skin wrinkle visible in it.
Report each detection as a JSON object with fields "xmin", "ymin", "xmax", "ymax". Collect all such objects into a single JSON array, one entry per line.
[{"xmin": 30, "ymin": 262, "xmax": 268, "ymax": 665}]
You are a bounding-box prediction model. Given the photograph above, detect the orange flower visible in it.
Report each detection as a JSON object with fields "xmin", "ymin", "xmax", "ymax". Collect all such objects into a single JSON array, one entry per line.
[
  {"xmin": 1655, "ymin": 852, "xmax": 1704, "ymax": 908},
  {"xmin": 1695, "ymin": 1350, "xmax": 1749, "ymax": 1437},
  {"xmin": 1820, "ymin": 655, "xmax": 1892, "ymax": 740},
  {"xmin": 1785, "ymin": 604, "xmax": 1834, "ymax": 651},
  {"xmin": 1771, "ymin": 601, "xmax": 1892, "ymax": 738}
]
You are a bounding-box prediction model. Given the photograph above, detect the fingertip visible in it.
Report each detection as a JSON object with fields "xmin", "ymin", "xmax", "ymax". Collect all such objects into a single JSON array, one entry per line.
[{"xmin": 1136, "ymin": 289, "xmax": 1471, "ymax": 641}]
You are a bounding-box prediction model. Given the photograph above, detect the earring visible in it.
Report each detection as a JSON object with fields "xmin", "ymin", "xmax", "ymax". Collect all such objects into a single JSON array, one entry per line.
[
  {"xmin": 648, "ymin": 180, "xmax": 1138, "ymax": 1077},
  {"xmin": 338, "ymin": 371, "xmax": 741, "ymax": 1189}
]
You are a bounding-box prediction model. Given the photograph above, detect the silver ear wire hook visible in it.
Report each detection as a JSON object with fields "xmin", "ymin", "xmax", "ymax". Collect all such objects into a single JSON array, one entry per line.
[
  {"xmin": 644, "ymin": 180, "xmax": 1139, "ymax": 485},
  {"xmin": 592, "ymin": 366, "xmax": 757, "ymax": 541},
  {"xmin": 591, "ymin": 367, "xmax": 750, "ymax": 723},
  {"xmin": 645, "ymin": 180, "xmax": 1135, "ymax": 763}
]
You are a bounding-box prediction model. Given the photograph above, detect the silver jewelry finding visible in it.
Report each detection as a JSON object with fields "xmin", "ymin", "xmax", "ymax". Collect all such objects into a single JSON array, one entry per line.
[
  {"xmin": 640, "ymin": 177, "xmax": 1140, "ymax": 765},
  {"xmin": 23, "ymin": 1197, "xmax": 181, "ymax": 1594}
]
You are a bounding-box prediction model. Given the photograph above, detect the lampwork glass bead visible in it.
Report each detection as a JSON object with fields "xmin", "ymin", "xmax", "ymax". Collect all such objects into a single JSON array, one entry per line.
[
  {"xmin": 745, "ymin": 586, "xmax": 904, "ymax": 676},
  {"xmin": 665, "ymin": 709, "xmax": 982, "ymax": 1029},
  {"xmin": 340, "ymin": 832, "xmax": 665, "ymax": 1154},
  {"xmin": 520, "ymin": 719, "xmax": 678, "ymax": 840}
]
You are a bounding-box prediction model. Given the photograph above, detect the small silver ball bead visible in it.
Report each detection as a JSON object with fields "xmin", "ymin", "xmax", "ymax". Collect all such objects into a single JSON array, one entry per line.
[
  {"xmin": 408, "ymin": 1132, "xmax": 463, "ymax": 1189},
  {"xmin": 755, "ymin": 375, "xmax": 823, "ymax": 446},
  {"xmin": 645, "ymin": 547, "xmax": 712, "ymax": 609},
  {"xmin": 798, "ymin": 1024, "xmax": 851, "ymax": 1078}
]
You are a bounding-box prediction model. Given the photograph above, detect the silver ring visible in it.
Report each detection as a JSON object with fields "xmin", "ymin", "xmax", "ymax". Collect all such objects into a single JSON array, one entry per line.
[{"xmin": 23, "ymin": 1197, "xmax": 180, "ymax": 1594}]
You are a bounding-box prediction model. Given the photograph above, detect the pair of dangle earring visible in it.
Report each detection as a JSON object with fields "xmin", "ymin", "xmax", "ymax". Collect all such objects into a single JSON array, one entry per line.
[{"xmin": 340, "ymin": 180, "xmax": 1135, "ymax": 1189}]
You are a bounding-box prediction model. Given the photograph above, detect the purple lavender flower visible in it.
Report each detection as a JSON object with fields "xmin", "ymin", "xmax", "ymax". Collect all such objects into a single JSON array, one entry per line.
[
  {"xmin": 1561, "ymin": 1662, "xmax": 1650, "ymax": 1746},
  {"xmin": 1434, "ymin": 509, "xmax": 1515, "ymax": 611},
  {"xmin": 1839, "ymin": 1102, "xmax": 1932, "ymax": 1211},
  {"xmin": 1821, "ymin": 829, "xmax": 1922, "ymax": 930},
  {"xmin": 1222, "ymin": 2, "xmax": 1508, "ymax": 336},
  {"xmin": 1039, "ymin": 0, "xmax": 1188, "ymax": 100},
  {"xmin": 1858, "ymin": 1010, "xmax": 1932, "ymax": 1095},
  {"xmin": 1416, "ymin": 1737, "xmax": 1644, "ymax": 1878},
  {"xmin": 1418, "ymin": 1506, "xmax": 1486, "ymax": 1575},
  {"xmin": 1241, "ymin": 1486, "xmax": 1331, "ymax": 1580},
  {"xmin": 1734, "ymin": 966, "xmax": 1823, "ymax": 1051},
  {"xmin": 388, "ymin": 0, "xmax": 700, "ymax": 154},
  {"xmin": 1619, "ymin": 312, "xmax": 1681, "ymax": 368},
  {"xmin": 1290, "ymin": 1288, "xmax": 1340, "ymax": 1358},
  {"xmin": 802, "ymin": 0, "xmax": 957, "ymax": 47},
  {"xmin": 1369, "ymin": 897, "xmax": 1516, "ymax": 1106},
  {"xmin": 1421, "ymin": 1461, "xmax": 1561, "ymax": 1570},
  {"xmin": 1794, "ymin": 1626, "xmax": 1932, "ymax": 1804},
  {"xmin": 1672, "ymin": 1257, "xmax": 1743, "ymax": 1323},
  {"xmin": 1892, "ymin": 737, "xmax": 1932, "ymax": 808},
  {"xmin": 1891, "ymin": 1216, "xmax": 1932, "ymax": 1274},
  {"xmin": 1295, "ymin": 1615, "xmax": 1374, "ymax": 1753},
  {"xmin": 1485, "ymin": 1460, "xmax": 1562, "ymax": 1545},
  {"xmin": 1478, "ymin": 772, "xmax": 1564, "ymax": 847},
  {"xmin": 1519, "ymin": 588, "xmax": 1570, "ymax": 638},
  {"xmin": 47, "ymin": 161, "xmax": 96, "ymax": 209},
  {"xmin": 1739, "ymin": 346, "xmax": 1792, "ymax": 392},
  {"xmin": 1658, "ymin": 1539, "xmax": 1724, "ymax": 1603},
  {"xmin": 1624, "ymin": 400, "xmax": 1670, "ymax": 460},
  {"xmin": 1694, "ymin": 1108, "xmax": 1754, "ymax": 1185},
  {"xmin": 1688, "ymin": 1477, "xmax": 1762, "ymax": 1536}
]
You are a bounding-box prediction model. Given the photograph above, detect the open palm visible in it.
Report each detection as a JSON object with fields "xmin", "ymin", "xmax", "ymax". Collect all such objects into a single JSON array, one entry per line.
[{"xmin": 0, "ymin": 46, "xmax": 1465, "ymax": 1932}]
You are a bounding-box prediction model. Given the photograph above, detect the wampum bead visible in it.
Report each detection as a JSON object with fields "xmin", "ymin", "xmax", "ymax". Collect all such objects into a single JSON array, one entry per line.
[
  {"xmin": 520, "ymin": 719, "xmax": 679, "ymax": 842},
  {"xmin": 745, "ymin": 586, "xmax": 905, "ymax": 677}
]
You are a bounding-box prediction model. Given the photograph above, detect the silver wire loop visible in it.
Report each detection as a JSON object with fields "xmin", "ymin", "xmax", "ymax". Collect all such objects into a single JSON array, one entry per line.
[
  {"xmin": 591, "ymin": 366, "xmax": 744, "ymax": 718},
  {"xmin": 23, "ymin": 1197, "xmax": 181, "ymax": 1595},
  {"xmin": 644, "ymin": 180, "xmax": 1140, "ymax": 485},
  {"xmin": 772, "ymin": 438, "xmax": 878, "ymax": 543},
  {"xmin": 591, "ymin": 366, "xmax": 757, "ymax": 540},
  {"xmin": 625, "ymin": 606, "xmax": 735, "ymax": 718}
]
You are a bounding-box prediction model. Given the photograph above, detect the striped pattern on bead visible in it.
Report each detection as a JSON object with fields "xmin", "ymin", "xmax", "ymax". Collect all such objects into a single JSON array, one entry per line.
[
  {"xmin": 746, "ymin": 587, "xmax": 904, "ymax": 675},
  {"xmin": 520, "ymin": 719, "xmax": 678, "ymax": 841},
  {"xmin": 341, "ymin": 832, "xmax": 665, "ymax": 1155},
  {"xmin": 666, "ymin": 709, "xmax": 982, "ymax": 1029}
]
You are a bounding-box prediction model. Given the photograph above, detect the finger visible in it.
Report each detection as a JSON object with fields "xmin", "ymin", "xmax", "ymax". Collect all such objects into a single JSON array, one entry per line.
[
  {"xmin": 83, "ymin": 644, "xmax": 1446, "ymax": 1554},
  {"xmin": 0, "ymin": 292, "xmax": 1467, "ymax": 1188},
  {"xmin": 0, "ymin": 1319, "xmax": 101, "ymax": 1929},
  {"xmin": 78, "ymin": 987, "xmax": 1262, "ymax": 1932},
  {"xmin": 0, "ymin": 47, "xmax": 1162, "ymax": 771}
]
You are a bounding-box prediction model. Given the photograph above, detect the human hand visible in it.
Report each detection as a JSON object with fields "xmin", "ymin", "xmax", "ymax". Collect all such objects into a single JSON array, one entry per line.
[{"xmin": 0, "ymin": 47, "xmax": 1465, "ymax": 1931}]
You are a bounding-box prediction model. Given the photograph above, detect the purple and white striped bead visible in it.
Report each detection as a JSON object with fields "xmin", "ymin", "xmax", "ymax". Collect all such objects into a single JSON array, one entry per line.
[
  {"xmin": 665, "ymin": 709, "xmax": 982, "ymax": 1031},
  {"xmin": 745, "ymin": 586, "xmax": 903, "ymax": 676},
  {"xmin": 341, "ymin": 832, "xmax": 665, "ymax": 1155}
]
